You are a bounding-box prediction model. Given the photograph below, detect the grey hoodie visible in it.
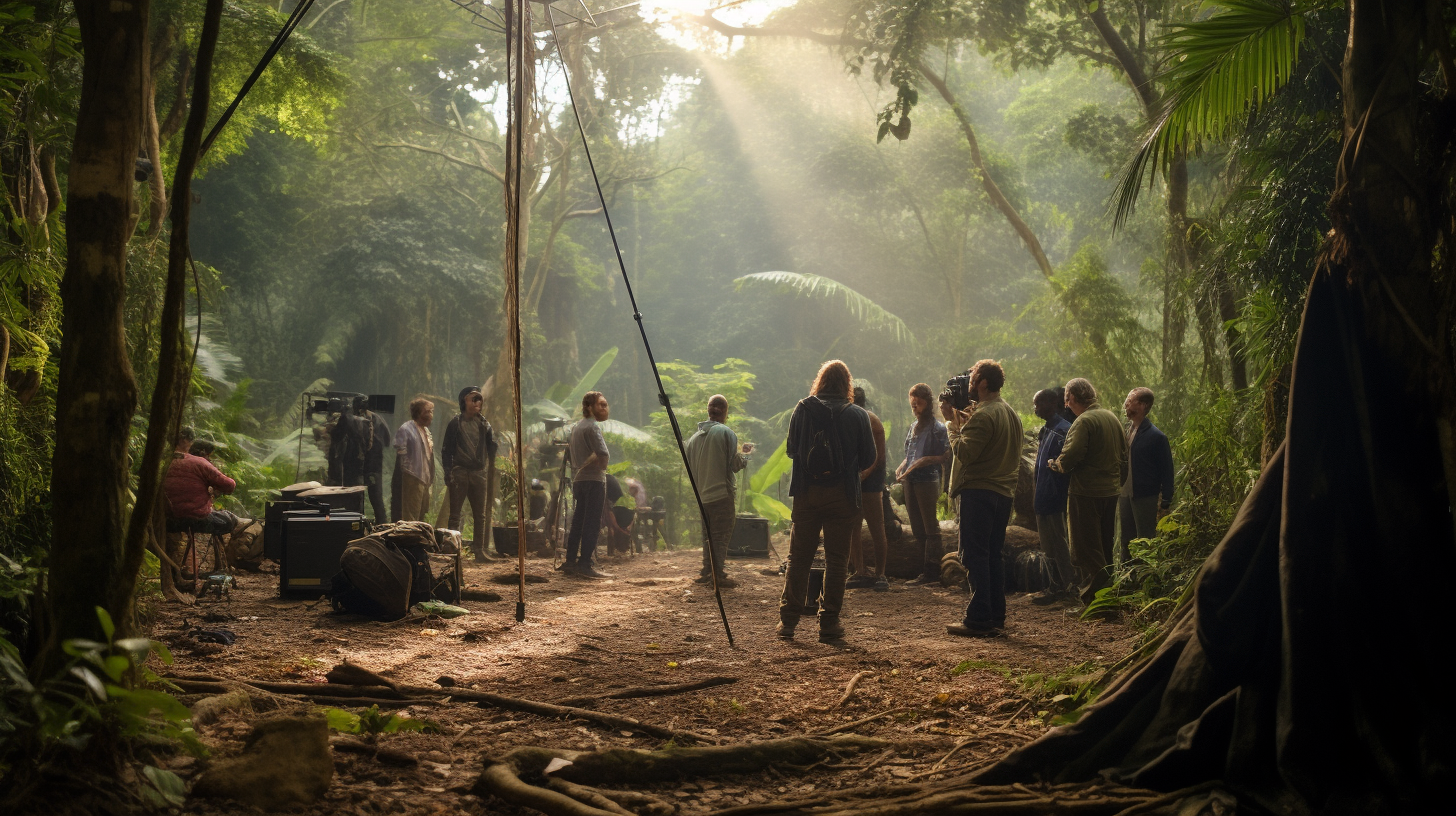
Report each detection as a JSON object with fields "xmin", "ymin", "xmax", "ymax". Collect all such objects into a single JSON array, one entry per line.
[{"xmin": 684, "ymin": 420, "xmax": 747, "ymax": 504}]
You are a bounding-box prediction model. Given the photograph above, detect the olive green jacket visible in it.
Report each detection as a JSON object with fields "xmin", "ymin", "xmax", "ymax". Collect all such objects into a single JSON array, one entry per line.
[
  {"xmin": 1056, "ymin": 404, "xmax": 1127, "ymax": 497},
  {"xmin": 947, "ymin": 395, "xmax": 1023, "ymax": 498}
]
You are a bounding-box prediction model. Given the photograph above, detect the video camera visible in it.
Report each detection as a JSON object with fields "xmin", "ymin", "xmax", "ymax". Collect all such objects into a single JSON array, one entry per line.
[
  {"xmin": 939, "ymin": 370, "xmax": 974, "ymax": 412},
  {"xmin": 308, "ymin": 392, "xmax": 395, "ymax": 417}
]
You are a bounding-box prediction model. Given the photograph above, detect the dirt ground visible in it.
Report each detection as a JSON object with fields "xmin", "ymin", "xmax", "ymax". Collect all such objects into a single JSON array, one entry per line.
[{"xmin": 153, "ymin": 542, "xmax": 1138, "ymax": 815}]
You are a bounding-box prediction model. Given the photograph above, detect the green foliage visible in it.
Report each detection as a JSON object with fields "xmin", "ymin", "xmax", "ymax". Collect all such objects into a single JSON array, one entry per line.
[
  {"xmin": 735, "ymin": 271, "xmax": 913, "ymax": 347},
  {"xmin": 0, "ymin": 608, "xmax": 201, "ymax": 809},
  {"xmin": 324, "ymin": 705, "xmax": 439, "ymax": 735},
  {"xmin": 1115, "ymin": 0, "xmax": 1332, "ymax": 224}
]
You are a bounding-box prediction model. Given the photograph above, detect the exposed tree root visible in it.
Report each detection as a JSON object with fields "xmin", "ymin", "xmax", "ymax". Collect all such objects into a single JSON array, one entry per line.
[
  {"xmin": 556, "ymin": 676, "xmax": 738, "ymax": 707},
  {"xmin": 814, "ymin": 706, "xmax": 910, "ymax": 736},
  {"xmin": 476, "ymin": 737, "xmax": 889, "ymax": 816},
  {"xmin": 332, "ymin": 737, "xmax": 420, "ymax": 766}
]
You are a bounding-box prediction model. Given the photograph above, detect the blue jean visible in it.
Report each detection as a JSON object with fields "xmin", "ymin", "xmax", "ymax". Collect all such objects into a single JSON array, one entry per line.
[
  {"xmin": 958, "ymin": 488, "xmax": 1013, "ymax": 627},
  {"xmin": 566, "ymin": 480, "xmax": 606, "ymax": 567}
]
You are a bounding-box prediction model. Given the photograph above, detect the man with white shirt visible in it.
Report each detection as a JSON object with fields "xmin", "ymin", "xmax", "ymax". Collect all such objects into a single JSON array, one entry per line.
[{"xmin": 395, "ymin": 398, "xmax": 436, "ymax": 521}]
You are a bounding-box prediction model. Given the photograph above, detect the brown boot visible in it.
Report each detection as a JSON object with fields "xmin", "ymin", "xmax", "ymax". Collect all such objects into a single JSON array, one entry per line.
[{"xmin": 818, "ymin": 613, "xmax": 846, "ymax": 642}]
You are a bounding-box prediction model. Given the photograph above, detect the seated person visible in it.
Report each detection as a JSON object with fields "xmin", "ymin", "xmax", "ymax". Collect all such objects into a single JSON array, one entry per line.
[
  {"xmin": 603, "ymin": 473, "xmax": 636, "ymax": 556},
  {"xmin": 164, "ymin": 438, "xmax": 242, "ymax": 533}
]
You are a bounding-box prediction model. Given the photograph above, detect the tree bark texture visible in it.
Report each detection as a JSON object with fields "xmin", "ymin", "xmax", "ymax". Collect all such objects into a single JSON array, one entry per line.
[
  {"xmin": 977, "ymin": 2, "xmax": 1456, "ymax": 810},
  {"xmin": 43, "ymin": 0, "xmax": 151, "ymax": 659}
]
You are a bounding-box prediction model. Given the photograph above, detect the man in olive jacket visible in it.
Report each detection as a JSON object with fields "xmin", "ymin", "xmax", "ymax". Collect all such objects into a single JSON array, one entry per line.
[
  {"xmin": 1051, "ymin": 377, "xmax": 1128, "ymax": 607},
  {"xmin": 945, "ymin": 360, "xmax": 1024, "ymax": 637}
]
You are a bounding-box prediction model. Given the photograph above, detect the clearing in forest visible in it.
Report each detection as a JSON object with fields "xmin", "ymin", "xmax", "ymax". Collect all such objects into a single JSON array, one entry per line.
[{"xmin": 159, "ymin": 547, "xmax": 1136, "ymax": 815}]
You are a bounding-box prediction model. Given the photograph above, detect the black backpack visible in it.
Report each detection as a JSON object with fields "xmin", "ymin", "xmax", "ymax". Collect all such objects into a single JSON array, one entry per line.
[
  {"xmin": 798, "ymin": 396, "xmax": 849, "ymax": 483},
  {"xmin": 330, "ymin": 536, "xmax": 414, "ymax": 620}
]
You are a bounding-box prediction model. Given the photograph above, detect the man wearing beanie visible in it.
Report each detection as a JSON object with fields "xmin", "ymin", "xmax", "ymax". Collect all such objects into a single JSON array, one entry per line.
[{"xmin": 442, "ymin": 385, "xmax": 499, "ymax": 561}]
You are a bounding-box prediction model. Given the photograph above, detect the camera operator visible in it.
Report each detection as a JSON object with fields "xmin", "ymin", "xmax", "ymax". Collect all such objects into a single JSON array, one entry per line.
[
  {"xmin": 1050, "ymin": 378, "xmax": 1127, "ymax": 610},
  {"xmin": 443, "ymin": 386, "xmax": 498, "ymax": 561},
  {"xmin": 943, "ymin": 360, "xmax": 1023, "ymax": 638},
  {"xmin": 335, "ymin": 395, "xmax": 391, "ymax": 522},
  {"xmin": 685, "ymin": 394, "xmax": 752, "ymax": 589},
  {"xmin": 898, "ymin": 383, "xmax": 949, "ymax": 587}
]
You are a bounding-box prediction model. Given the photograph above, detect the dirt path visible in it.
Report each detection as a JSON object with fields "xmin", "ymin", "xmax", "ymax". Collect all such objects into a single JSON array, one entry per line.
[{"xmin": 157, "ymin": 547, "xmax": 1137, "ymax": 815}]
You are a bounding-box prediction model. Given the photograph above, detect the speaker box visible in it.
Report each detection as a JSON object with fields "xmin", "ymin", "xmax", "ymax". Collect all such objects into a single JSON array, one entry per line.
[
  {"xmin": 727, "ymin": 515, "xmax": 770, "ymax": 558},
  {"xmin": 279, "ymin": 512, "xmax": 365, "ymax": 598}
]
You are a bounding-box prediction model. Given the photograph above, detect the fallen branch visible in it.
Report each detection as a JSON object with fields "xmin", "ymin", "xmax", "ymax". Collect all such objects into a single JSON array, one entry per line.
[
  {"xmin": 834, "ymin": 671, "xmax": 874, "ymax": 709},
  {"xmin": 556, "ymin": 676, "xmax": 738, "ymax": 707},
  {"xmin": 815, "ymin": 707, "xmax": 911, "ymax": 736},
  {"xmin": 454, "ymin": 690, "xmax": 716, "ymax": 743}
]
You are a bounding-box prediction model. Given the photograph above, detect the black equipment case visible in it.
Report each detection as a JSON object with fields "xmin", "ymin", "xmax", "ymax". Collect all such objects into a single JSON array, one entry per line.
[
  {"xmin": 727, "ymin": 514, "xmax": 771, "ymax": 558},
  {"xmin": 279, "ymin": 510, "xmax": 366, "ymax": 598}
]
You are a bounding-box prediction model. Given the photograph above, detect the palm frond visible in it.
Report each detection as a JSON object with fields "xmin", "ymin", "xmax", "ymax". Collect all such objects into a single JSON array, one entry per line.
[
  {"xmin": 1113, "ymin": 0, "xmax": 1325, "ymax": 226},
  {"xmin": 733, "ymin": 271, "xmax": 914, "ymax": 347}
]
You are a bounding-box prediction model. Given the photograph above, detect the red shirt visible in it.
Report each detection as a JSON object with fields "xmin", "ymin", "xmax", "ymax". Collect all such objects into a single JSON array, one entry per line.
[{"xmin": 163, "ymin": 453, "xmax": 236, "ymax": 519}]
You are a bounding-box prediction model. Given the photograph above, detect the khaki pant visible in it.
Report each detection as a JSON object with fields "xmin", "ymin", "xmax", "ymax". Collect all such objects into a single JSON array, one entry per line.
[
  {"xmin": 850, "ymin": 490, "xmax": 888, "ymax": 576},
  {"xmin": 903, "ymin": 480, "xmax": 943, "ymax": 577},
  {"xmin": 1069, "ymin": 494, "xmax": 1118, "ymax": 605},
  {"xmin": 779, "ymin": 484, "xmax": 862, "ymax": 623},
  {"xmin": 448, "ymin": 466, "xmax": 490, "ymax": 555},
  {"xmin": 400, "ymin": 471, "xmax": 433, "ymax": 521},
  {"xmin": 699, "ymin": 497, "xmax": 737, "ymax": 578}
]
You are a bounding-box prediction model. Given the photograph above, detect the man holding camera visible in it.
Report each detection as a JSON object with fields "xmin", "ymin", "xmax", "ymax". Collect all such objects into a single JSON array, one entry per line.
[
  {"xmin": 685, "ymin": 394, "xmax": 752, "ymax": 589},
  {"xmin": 943, "ymin": 360, "xmax": 1023, "ymax": 638},
  {"xmin": 443, "ymin": 385, "xmax": 498, "ymax": 561},
  {"xmin": 899, "ymin": 383, "xmax": 950, "ymax": 586},
  {"xmin": 1051, "ymin": 378, "xmax": 1127, "ymax": 609}
]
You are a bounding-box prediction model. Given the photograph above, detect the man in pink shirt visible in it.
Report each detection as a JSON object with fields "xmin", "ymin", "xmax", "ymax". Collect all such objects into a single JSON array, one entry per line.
[{"xmin": 163, "ymin": 436, "xmax": 240, "ymax": 533}]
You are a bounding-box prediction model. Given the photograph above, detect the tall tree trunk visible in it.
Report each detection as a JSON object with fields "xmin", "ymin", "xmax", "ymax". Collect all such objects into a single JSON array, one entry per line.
[
  {"xmin": 42, "ymin": 0, "xmax": 152, "ymax": 663},
  {"xmin": 122, "ymin": 0, "xmax": 225, "ymax": 616}
]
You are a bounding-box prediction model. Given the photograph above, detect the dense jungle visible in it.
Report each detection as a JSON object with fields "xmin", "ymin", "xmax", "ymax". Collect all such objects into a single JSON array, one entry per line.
[{"xmin": 3, "ymin": 0, "xmax": 1455, "ymax": 814}]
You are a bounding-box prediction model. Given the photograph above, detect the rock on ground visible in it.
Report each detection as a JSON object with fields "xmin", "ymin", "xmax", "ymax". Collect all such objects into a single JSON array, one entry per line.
[{"xmin": 191, "ymin": 715, "xmax": 333, "ymax": 810}]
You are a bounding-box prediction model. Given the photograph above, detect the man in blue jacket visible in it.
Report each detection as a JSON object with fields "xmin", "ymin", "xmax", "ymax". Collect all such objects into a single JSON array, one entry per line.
[
  {"xmin": 1118, "ymin": 387, "xmax": 1175, "ymax": 564},
  {"xmin": 1030, "ymin": 389, "xmax": 1076, "ymax": 604}
]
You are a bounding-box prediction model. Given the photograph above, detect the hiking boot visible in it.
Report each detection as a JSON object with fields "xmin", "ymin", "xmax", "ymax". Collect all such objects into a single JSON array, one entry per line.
[
  {"xmin": 905, "ymin": 573, "xmax": 940, "ymax": 587},
  {"xmin": 873, "ymin": 577, "xmax": 890, "ymax": 592},
  {"xmin": 693, "ymin": 574, "xmax": 713, "ymax": 584},
  {"xmin": 577, "ymin": 566, "xmax": 614, "ymax": 579},
  {"xmin": 845, "ymin": 574, "xmax": 876, "ymax": 590},
  {"xmin": 776, "ymin": 619, "xmax": 798, "ymax": 639},
  {"xmin": 556, "ymin": 561, "xmax": 577, "ymax": 574},
  {"xmin": 946, "ymin": 622, "xmax": 1001, "ymax": 638},
  {"xmin": 714, "ymin": 575, "xmax": 739, "ymax": 589},
  {"xmin": 818, "ymin": 614, "xmax": 846, "ymax": 642}
]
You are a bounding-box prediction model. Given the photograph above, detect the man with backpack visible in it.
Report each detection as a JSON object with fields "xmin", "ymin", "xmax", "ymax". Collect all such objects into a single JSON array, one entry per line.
[{"xmin": 777, "ymin": 360, "xmax": 877, "ymax": 643}]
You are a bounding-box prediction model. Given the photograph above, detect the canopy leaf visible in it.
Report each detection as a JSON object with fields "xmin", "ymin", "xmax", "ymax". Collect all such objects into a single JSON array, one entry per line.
[{"xmin": 734, "ymin": 272, "xmax": 913, "ymax": 347}]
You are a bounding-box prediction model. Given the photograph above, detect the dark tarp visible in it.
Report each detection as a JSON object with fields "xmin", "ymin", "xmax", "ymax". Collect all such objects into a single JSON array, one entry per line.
[{"xmin": 977, "ymin": 270, "xmax": 1456, "ymax": 814}]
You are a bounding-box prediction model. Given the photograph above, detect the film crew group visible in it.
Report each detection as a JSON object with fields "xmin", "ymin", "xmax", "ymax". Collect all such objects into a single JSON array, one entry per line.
[
  {"xmin": 328, "ymin": 394, "xmax": 391, "ymax": 522},
  {"xmin": 389, "ymin": 388, "xmax": 505, "ymax": 562},
  {"xmin": 162, "ymin": 428, "xmax": 258, "ymax": 582}
]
